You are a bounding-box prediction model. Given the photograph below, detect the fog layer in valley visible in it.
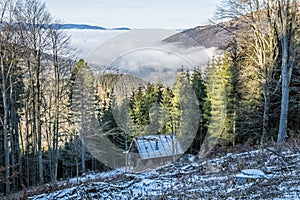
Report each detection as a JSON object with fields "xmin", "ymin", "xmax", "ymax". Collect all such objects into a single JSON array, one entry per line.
[{"xmin": 68, "ymin": 29, "xmax": 217, "ymax": 85}]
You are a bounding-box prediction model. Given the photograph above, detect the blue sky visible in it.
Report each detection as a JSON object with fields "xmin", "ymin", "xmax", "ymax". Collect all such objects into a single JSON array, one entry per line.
[{"xmin": 42, "ymin": 0, "xmax": 221, "ymax": 29}]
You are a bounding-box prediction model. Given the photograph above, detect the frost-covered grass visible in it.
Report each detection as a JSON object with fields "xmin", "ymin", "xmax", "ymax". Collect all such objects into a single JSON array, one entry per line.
[{"xmin": 25, "ymin": 144, "xmax": 300, "ymax": 200}]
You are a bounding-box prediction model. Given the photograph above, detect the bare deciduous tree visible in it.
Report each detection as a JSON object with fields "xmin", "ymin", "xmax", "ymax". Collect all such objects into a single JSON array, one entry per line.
[{"xmin": 275, "ymin": 0, "xmax": 299, "ymax": 142}]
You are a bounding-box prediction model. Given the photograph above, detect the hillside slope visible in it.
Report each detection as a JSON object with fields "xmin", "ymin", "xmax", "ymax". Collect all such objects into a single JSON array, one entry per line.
[
  {"xmin": 23, "ymin": 145, "xmax": 300, "ymax": 200},
  {"xmin": 163, "ymin": 22, "xmax": 235, "ymax": 48}
]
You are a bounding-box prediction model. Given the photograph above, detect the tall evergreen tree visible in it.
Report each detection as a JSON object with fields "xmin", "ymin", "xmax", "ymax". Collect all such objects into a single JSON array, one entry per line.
[
  {"xmin": 220, "ymin": 52, "xmax": 238, "ymax": 145},
  {"xmin": 159, "ymin": 85, "xmax": 174, "ymax": 134},
  {"xmin": 71, "ymin": 59, "xmax": 95, "ymax": 174},
  {"xmin": 144, "ymin": 82, "xmax": 163, "ymax": 135},
  {"xmin": 171, "ymin": 70, "xmax": 200, "ymax": 151},
  {"xmin": 130, "ymin": 87, "xmax": 146, "ymax": 135},
  {"xmin": 200, "ymin": 59, "xmax": 226, "ymax": 156},
  {"xmin": 190, "ymin": 67, "xmax": 209, "ymax": 153}
]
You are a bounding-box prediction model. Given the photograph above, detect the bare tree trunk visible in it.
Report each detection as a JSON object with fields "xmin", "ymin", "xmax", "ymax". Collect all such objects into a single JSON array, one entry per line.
[
  {"xmin": 81, "ymin": 106, "xmax": 86, "ymax": 174},
  {"xmin": 277, "ymin": 0, "xmax": 297, "ymax": 142},
  {"xmin": 262, "ymin": 85, "xmax": 270, "ymax": 140},
  {"xmin": 10, "ymin": 90, "xmax": 16, "ymax": 191},
  {"xmin": 10, "ymin": 75, "xmax": 21, "ymax": 191},
  {"xmin": 278, "ymin": 54, "xmax": 289, "ymax": 142},
  {"xmin": 1, "ymin": 55, "xmax": 10, "ymax": 195},
  {"xmin": 277, "ymin": 0, "xmax": 289, "ymax": 142},
  {"xmin": 17, "ymin": 123, "xmax": 23, "ymax": 187},
  {"xmin": 54, "ymin": 39, "xmax": 60, "ymax": 181},
  {"xmin": 76, "ymin": 158, "xmax": 79, "ymax": 183},
  {"xmin": 24, "ymin": 100, "xmax": 30, "ymax": 187},
  {"xmin": 1, "ymin": 1, "xmax": 11, "ymax": 194},
  {"xmin": 37, "ymin": 51, "xmax": 43, "ymax": 184}
]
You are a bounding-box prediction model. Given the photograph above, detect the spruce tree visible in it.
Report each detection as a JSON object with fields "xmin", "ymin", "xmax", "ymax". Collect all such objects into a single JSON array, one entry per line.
[
  {"xmin": 200, "ymin": 58, "xmax": 226, "ymax": 156},
  {"xmin": 159, "ymin": 85, "xmax": 174, "ymax": 134},
  {"xmin": 130, "ymin": 87, "xmax": 146, "ymax": 135},
  {"xmin": 71, "ymin": 59, "xmax": 96, "ymax": 174},
  {"xmin": 220, "ymin": 52, "xmax": 237, "ymax": 145},
  {"xmin": 171, "ymin": 70, "xmax": 200, "ymax": 151},
  {"xmin": 190, "ymin": 67, "xmax": 208, "ymax": 153}
]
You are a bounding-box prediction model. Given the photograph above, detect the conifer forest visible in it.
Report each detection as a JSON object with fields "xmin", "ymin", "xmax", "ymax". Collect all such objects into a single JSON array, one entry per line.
[{"xmin": 1, "ymin": 0, "xmax": 300, "ymax": 197}]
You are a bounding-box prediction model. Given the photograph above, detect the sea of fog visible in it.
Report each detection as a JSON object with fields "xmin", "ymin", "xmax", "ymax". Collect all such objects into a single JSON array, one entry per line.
[
  {"xmin": 67, "ymin": 29, "xmax": 129, "ymax": 59},
  {"xmin": 67, "ymin": 29, "xmax": 217, "ymax": 85}
]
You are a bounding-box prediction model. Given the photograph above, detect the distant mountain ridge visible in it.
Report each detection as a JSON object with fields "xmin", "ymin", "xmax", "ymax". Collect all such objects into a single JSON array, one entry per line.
[
  {"xmin": 50, "ymin": 23, "xmax": 131, "ymax": 30},
  {"xmin": 163, "ymin": 21, "xmax": 236, "ymax": 48}
]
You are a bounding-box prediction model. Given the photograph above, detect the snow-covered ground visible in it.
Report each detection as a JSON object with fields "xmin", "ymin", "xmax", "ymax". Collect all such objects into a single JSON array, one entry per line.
[{"xmin": 25, "ymin": 145, "xmax": 300, "ymax": 200}]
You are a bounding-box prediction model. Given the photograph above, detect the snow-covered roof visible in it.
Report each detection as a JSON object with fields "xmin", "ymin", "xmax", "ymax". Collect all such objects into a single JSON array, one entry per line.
[
  {"xmin": 133, "ymin": 135, "xmax": 183, "ymax": 160},
  {"xmin": 236, "ymin": 169, "xmax": 265, "ymax": 179},
  {"xmin": 241, "ymin": 169, "xmax": 265, "ymax": 177}
]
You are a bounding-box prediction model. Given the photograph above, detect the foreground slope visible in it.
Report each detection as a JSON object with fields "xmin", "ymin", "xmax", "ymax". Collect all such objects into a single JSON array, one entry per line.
[{"xmin": 26, "ymin": 145, "xmax": 300, "ymax": 200}]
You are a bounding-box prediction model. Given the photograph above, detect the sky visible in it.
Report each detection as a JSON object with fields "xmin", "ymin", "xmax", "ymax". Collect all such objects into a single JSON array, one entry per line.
[{"xmin": 42, "ymin": 0, "xmax": 221, "ymax": 29}]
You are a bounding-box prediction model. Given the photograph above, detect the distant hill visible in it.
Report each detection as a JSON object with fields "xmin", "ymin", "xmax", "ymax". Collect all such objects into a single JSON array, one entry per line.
[
  {"xmin": 163, "ymin": 21, "xmax": 236, "ymax": 48},
  {"xmin": 111, "ymin": 27, "xmax": 131, "ymax": 30},
  {"xmin": 50, "ymin": 23, "xmax": 131, "ymax": 30}
]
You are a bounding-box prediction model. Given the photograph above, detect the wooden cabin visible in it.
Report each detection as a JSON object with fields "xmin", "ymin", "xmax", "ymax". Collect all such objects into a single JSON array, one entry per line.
[{"xmin": 127, "ymin": 134, "xmax": 184, "ymax": 169}]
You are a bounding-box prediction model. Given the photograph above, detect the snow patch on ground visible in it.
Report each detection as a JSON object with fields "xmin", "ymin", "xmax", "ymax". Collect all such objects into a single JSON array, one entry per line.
[{"xmin": 29, "ymin": 147, "xmax": 300, "ymax": 199}]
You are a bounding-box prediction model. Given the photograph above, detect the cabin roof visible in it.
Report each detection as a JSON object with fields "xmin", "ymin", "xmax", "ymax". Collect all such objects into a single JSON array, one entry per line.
[
  {"xmin": 236, "ymin": 169, "xmax": 266, "ymax": 179},
  {"xmin": 131, "ymin": 134, "xmax": 184, "ymax": 160}
]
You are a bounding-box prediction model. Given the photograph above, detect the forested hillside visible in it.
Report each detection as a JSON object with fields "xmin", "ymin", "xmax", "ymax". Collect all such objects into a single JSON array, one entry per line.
[
  {"xmin": 165, "ymin": 0, "xmax": 300, "ymax": 144},
  {"xmin": 1, "ymin": 0, "xmax": 300, "ymax": 198}
]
